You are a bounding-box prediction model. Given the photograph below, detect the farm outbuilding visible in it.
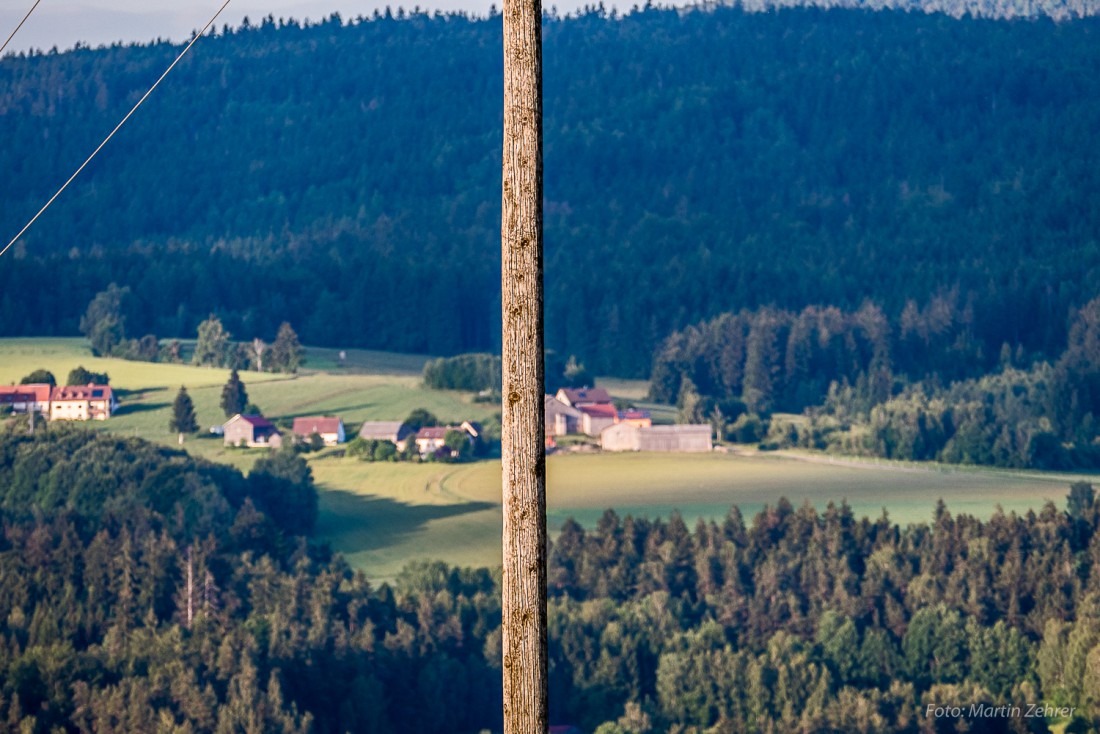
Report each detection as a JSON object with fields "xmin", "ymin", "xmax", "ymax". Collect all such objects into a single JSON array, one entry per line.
[
  {"xmin": 223, "ymin": 414, "xmax": 283, "ymax": 448},
  {"xmin": 358, "ymin": 421, "xmax": 413, "ymax": 449},
  {"xmin": 601, "ymin": 423, "xmax": 713, "ymax": 452}
]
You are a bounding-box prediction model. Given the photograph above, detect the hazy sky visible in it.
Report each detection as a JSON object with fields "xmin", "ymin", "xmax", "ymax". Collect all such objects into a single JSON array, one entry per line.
[{"xmin": 0, "ymin": 0, "xmax": 574, "ymax": 54}]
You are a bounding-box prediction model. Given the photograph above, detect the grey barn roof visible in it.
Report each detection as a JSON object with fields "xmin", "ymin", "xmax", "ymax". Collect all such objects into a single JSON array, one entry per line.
[{"xmin": 358, "ymin": 421, "xmax": 409, "ymax": 441}]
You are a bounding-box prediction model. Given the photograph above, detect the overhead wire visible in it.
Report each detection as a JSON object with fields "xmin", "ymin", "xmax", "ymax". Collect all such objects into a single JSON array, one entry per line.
[
  {"xmin": 0, "ymin": 0, "xmax": 232, "ymax": 259},
  {"xmin": 0, "ymin": 0, "xmax": 42, "ymax": 58}
]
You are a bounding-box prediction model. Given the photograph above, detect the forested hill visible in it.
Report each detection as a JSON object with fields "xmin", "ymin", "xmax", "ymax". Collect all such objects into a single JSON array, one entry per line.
[
  {"xmin": 4, "ymin": 425, "xmax": 1100, "ymax": 731},
  {"xmin": 0, "ymin": 8, "xmax": 1097, "ymax": 376}
]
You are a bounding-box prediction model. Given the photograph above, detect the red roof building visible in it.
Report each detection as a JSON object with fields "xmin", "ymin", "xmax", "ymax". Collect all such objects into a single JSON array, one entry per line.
[
  {"xmin": 50, "ymin": 384, "xmax": 117, "ymax": 421},
  {"xmin": 578, "ymin": 403, "xmax": 617, "ymax": 436},
  {"xmin": 0, "ymin": 384, "xmax": 52, "ymax": 414},
  {"xmin": 291, "ymin": 416, "xmax": 346, "ymax": 445}
]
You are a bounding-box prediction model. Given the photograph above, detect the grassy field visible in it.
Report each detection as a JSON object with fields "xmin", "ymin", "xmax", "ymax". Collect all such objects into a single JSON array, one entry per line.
[
  {"xmin": 0, "ymin": 337, "xmax": 496, "ymax": 468},
  {"xmin": 313, "ymin": 450, "xmax": 1089, "ymax": 579},
  {"xmin": 4, "ymin": 337, "xmax": 1094, "ymax": 581}
]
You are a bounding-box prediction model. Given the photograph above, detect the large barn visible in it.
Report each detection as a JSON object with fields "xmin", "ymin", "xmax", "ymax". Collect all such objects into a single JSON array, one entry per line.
[{"xmin": 600, "ymin": 423, "xmax": 713, "ymax": 452}]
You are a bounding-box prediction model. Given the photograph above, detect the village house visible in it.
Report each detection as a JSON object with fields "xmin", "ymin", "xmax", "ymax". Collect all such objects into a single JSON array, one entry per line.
[
  {"xmin": 545, "ymin": 395, "xmax": 582, "ymax": 436},
  {"xmin": 578, "ymin": 403, "xmax": 618, "ymax": 436},
  {"xmin": 555, "ymin": 386, "xmax": 613, "ymax": 409},
  {"xmin": 600, "ymin": 423, "xmax": 713, "ymax": 453},
  {"xmin": 49, "ymin": 384, "xmax": 118, "ymax": 421},
  {"xmin": 291, "ymin": 416, "xmax": 345, "ymax": 445},
  {"xmin": 0, "ymin": 384, "xmax": 52, "ymax": 415},
  {"xmin": 414, "ymin": 422, "xmax": 480, "ymax": 458},
  {"xmin": 358, "ymin": 421, "xmax": 413, "ymax": 449},
  {"xmin": 223, "ymin": 414, "xmax": 284, "ymax": 448},
  {"xmin": 415, "ymin": 426, "xmax": 455, "ymax": 458}
]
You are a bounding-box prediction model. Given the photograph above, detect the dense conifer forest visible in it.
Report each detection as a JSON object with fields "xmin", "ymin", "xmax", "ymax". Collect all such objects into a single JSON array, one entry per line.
[
  {"xmin": 651, "ymin": 294, "xmax": 1100, "ymax": 469},
  {"xmin": 2, "ymin": 425, "xmax": 1099, "ymax": 732},
  {"xmin": 0, "ymin": 6, "xmax": 1097, "ymax": 378}
]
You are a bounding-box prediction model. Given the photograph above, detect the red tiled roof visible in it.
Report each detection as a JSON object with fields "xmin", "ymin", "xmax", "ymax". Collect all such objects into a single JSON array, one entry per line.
[
  {"xmin": 292, "ymin": 416, "xmax": 343, "ymax": 435},
  {"xmin": 0, "ymin": 384, "xmax": 52, "ymax": 402},
  {"xmin": 619, "ymin": 409, "xmax": 652, "ymax": 420},
  {"xmin": 578, "ymin": 404, "xmax": 616, "ymax": 418},
  {"xmin": 52, "ymin": 384, "xmax": 113, "ymax": 402}
]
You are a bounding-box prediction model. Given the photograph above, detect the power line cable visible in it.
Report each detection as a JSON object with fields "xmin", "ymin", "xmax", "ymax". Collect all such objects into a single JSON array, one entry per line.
[
  {"xmin": 0, "ymin": 0, "xmax": 232, "ymax": 260},
  {"xmin": 0, "ymin": 0, "xmax": 42, "ymax": 58}
]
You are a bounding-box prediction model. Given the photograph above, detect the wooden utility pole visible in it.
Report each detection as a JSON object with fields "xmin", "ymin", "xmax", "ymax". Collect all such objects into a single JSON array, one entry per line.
[{"xmin": 501, "ymin": 0, "xmax": 547, "ymax": 726}]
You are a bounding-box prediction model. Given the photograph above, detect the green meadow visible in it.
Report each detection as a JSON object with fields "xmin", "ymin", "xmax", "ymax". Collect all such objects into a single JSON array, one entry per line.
[
  {"xmin": 313, "ymin": 450, "xmax": 1085, "ymax": 579},
  {"xmin": 2, "ymin": 337, "xmax": 1091, "ymax": 580},
  {"xmin": 0, "ymin": 337, "xmax": 495, "ymax": 469}
]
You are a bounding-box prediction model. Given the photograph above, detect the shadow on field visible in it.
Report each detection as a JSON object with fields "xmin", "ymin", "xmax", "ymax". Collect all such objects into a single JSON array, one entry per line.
[
  {"xmin": 316, "ymin": 490, "xmax": 495, "ymax": 554},
  {"xmin": 116, "ymin": 402, "xmax": 170, "ymax": 414},
  {"xmin": 115, "ymin": 386, "xmax": 167, "ymax": 398}
]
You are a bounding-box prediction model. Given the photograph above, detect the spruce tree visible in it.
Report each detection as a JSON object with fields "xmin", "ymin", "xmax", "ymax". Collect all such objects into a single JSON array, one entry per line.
[
  {"xmin": 170, "ymin": 386, "xmax": 198, "ymax": 443},
  {"xmin": 220, "ymin": 370, "xmax": 248, "ymax": 417}
]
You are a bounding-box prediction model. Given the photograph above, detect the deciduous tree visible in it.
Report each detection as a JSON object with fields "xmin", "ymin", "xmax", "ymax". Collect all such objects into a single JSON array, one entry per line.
[
  {"xmin": 193, "ymin": 315, "xmax": 231, "ymax": 367},
  {"xmin": 80, "ymin": 284, "xmax": 129, "ymax": 357},
  {"xmin": 269, "ymin": 322, "xmax": 304, "ymax": 374},
  {"xmin": 19, "ymin": 369, "xmax": 55, "ymax": 386}
]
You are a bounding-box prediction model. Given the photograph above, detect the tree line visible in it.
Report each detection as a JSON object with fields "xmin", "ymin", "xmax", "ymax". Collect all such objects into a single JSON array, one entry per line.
[
  {"xmin": 1, "ymin": 425, "xmax": 1099, "ymax": 731},
  {"xmin": 16, "ymin": 366, "xmax": 108, "ymax": 388},
  {"xmin": 80, "ymin": 284, "xmax": 305, "ymax": 373},
  {"xmin": 422, "ymin": 351, "xmax": 592, "ymax": 393},
  {"xmin": 654, "ymin": 295, "xmax": 1100, "ymax": 469}
]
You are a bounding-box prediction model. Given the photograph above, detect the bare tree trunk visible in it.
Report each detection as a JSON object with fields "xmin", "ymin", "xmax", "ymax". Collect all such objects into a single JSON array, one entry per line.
[
  {"xmin": 501, "ymin": 0, "xmax": 547, "ymax": 728},
  {"xmin": 186, "ymin": 546, "xmax": 194, "ymax": 629}
]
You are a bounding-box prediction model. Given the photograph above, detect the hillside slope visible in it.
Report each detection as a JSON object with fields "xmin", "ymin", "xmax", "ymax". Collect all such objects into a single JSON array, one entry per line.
[{"xmin": 0, "ymin": 8, "xmax": 1097, "ymax": 375}]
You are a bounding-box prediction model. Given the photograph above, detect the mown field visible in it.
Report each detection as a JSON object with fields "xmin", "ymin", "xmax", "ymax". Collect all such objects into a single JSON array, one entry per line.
[
  {"xmin": 312, "ymin": 451, "xmax": 1087, "ymax": 578},
  {"xmin": 2, "ymin": 338, "xmax": 1091, "ymax": 580}
]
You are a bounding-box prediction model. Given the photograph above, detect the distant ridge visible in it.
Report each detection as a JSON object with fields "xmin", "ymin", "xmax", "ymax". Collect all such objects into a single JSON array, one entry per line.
[{"xmin": 702, "ymin": 0, "xmax": 1098, "ymax": 20}]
